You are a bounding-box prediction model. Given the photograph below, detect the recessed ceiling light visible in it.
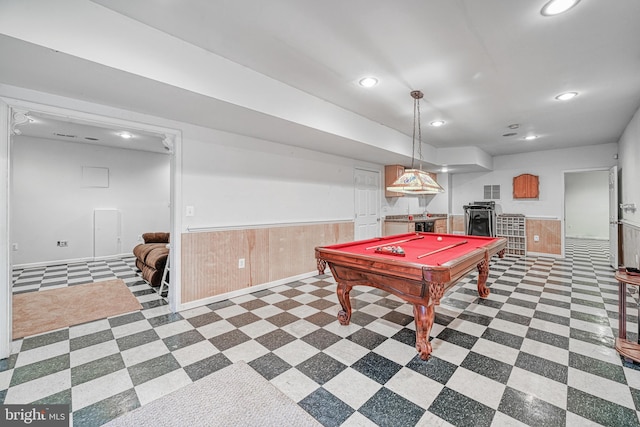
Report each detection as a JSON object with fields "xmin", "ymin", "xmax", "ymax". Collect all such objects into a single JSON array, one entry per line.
[
  {"xmin": 502, "ymin": 132, "xmax": 517, "ymax": 137},
  {"xmin": 441, "ymin": 166, "xmax": 449, "ymax": 173},
  {"xmin": 524, "ymin": 135, "xmax": 538, "ymax": 140},
  {"xmin": 118, "ymin": 132, "xmax": 133, "ymax": 139},
  {"xmin": 541, "ymin": 0, "xmax": 580, "ymax": 16},
  {"xmin": 555, "ymin": 91, "xmax": 578, "ymax": 101},
  {"xmin": 430, "ymin": 120, "xmax": 446, "ymax": 127},
  {"xmin": 507, "ymin": 124, "xmax": 520, "ymax": 129},
  {"xmin": 358, "ymin": 77, "xmax": 378, "ymax": 88}
]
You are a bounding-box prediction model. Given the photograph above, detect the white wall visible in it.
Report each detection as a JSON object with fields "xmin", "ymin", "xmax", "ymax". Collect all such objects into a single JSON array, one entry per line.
[
  {"xmin": 565, "ymin": 170, "xmax": 609, "ymax": 239},
  {"xmin": 1, "ymin": 85, "xmax": 380, "ymax": 237},
  {"xmin": 451, "ymin": 143, "xmax": 618, "ymax": 218},
  {"xmin": 619, "ymin": 107, "xmax": 640, "ymax": 226},
  {"xmin": 180, "ymin": 128, "xmax": 366, "ymax": 229},
  {"xmin": 11, "ymin": 136, "xmax": 170, "ymax": 265},
  {"xmin": 5, "ymin": 83, "xmax": 624, "ymax": 264}
]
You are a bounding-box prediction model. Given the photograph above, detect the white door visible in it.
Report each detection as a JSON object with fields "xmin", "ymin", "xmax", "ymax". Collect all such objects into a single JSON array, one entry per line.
[
  {"xmin": 354, "ymin": 169, "xmax": 380, "ymax": 240},
  {"xmin": 609, "ymin": 165, "xmax": 619, "ymax": 268},
  {"xmin": 94, "ymin": 209, "xmax": 121, "ymax": 259}
]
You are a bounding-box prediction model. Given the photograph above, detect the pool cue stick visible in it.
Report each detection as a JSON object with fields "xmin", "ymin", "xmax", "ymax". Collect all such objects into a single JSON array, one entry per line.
[
  {"xmin": 365, "ymin": 235, "xmax": 425, "ymax": 250},
  {"xmin": 417, "ymin": 240, "xmax": 468, "ymax": 259}
]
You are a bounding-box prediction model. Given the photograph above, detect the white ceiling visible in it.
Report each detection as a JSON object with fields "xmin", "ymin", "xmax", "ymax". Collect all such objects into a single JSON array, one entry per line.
[
  {"xmin": 12, "ymin": 112, "xmax": 168, "ymax": 154},
  {"xmin": 2, "ymin": 0, "xmax": 640, "ymax": 170}
]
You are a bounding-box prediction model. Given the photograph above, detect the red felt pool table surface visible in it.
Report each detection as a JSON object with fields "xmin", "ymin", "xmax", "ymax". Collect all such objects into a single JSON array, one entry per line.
[
  {"xmin": 315, "ymin": 232, "xmax": 507, "ymax": 360},
  {"xmin": 321, "ymin": 232, "xmax": 498, "ymax": 266}
]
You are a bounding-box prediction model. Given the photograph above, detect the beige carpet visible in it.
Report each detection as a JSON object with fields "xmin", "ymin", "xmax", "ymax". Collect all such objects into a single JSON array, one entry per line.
[
  {"xmin": 104, "ymin": 361, "xmax": 322, "ymax": 427},
  {"xmin": 12, "ymin": 279, "xmax": 142, "ymax": 339}
]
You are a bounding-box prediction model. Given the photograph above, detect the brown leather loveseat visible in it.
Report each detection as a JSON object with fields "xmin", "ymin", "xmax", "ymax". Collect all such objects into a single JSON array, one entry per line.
[{"xmin": 133, "ymin": 232, "xmax": 169, "ymax": 287}]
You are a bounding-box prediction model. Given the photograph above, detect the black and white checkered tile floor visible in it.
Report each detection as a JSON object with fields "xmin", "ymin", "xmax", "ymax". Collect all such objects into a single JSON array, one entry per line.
[
  {"xmin": 11, "ymin": 257, "xmax": 143, "ymax": 295},
  {"xmin": 3, "ymin": 239, "xmax": 640, "ymax": 426}
]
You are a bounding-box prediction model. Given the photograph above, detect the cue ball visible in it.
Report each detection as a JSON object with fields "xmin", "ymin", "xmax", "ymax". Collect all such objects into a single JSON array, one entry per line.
[{"xmin": 437, "ymin": 236, "xmax": 443, "ymax": 241}]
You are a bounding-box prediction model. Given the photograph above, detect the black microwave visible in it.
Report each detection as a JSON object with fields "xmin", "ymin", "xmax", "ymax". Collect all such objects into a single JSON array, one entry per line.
[{"xmin": 415, "ymin": 221, "xmax": 434, "ymax": 233}]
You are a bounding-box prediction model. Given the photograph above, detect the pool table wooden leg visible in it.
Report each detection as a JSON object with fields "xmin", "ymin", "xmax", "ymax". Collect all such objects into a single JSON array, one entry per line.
[
  {"xmin": 336, "ymin": 282, "xmax": 353, "ymax": 325},
  {"xmin": 316, "ymin": 259, "xmax": 327, "ymax": 274},
  {"xmin": 413, "ymin": 303, "xmax": 434, "ymax": 360},
  {"xmin": 476, "ymin": 252, "xmax": 490, "ymax": 299}
]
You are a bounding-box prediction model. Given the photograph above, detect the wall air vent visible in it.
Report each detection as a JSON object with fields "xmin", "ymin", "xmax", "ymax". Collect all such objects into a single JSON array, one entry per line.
[
  {"xmin": 484, "ymin": 185, "xmax": 501, "ymax": 200},
  {"xmin": 53, "ymin": 133, "xmax": 77, "ymax": 138},
  {"xmin": 84, "ymin": 137, "xmax": 99, "ymax": 141}
]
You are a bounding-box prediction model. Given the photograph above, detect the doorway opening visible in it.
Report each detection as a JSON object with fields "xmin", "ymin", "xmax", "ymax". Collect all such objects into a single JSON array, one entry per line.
[
  {"xmin": 563, "ymin": 168, "xmax": 616, "ymax": 266},
  {"xmin": 1, "ymin": 99, "xmax": 182, "ymax": 358}
]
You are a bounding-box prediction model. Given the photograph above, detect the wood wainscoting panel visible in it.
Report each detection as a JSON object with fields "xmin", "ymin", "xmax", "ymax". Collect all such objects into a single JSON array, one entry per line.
[
  {"xmin": 451, "ymin": 215, "xmax": 465, "ymax": 234},
  {"xmin": 268, "ymin": 224, "xmax": 318, "ymax": 281},
  {"xmin": 325, "ymin": 221, "xmax": 353, "ymax": 246},
  {"xmin": 181, "ymin": 228, "xmax": 270, "ymax": 302},
  {"xmin": 268, "ymin": 222, "xmax": 354, "ymax": 281},
  {"xmin": 181, "ymin": 221, "xmax": 353, "ymax": 304},
  {"xmin": 526, "ymin": 218, "xmax": 561, "ymax": 255},
  {"xmin": 621, "ymin": 222, "xmax": 640, "ymax": 268}
]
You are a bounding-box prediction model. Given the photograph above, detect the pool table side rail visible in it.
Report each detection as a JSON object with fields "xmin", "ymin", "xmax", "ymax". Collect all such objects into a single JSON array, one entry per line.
[
  {"xmin": 427, "ymin": 237, "xmax": 506, "ymax": 285},
  {"xmin": 315, "ymin": 236, "xmax": 506, "ymax": 285},
  {"xmin": 329, "ymin": 263, "xmax": 430, "ymax": 303},
  {"xmin": 315, "ymin": 245, "xmax": 484, "ymax": 283},
  {"xmin": 320, "ymin": 232, "xmax": 499, "ymax": 252}
]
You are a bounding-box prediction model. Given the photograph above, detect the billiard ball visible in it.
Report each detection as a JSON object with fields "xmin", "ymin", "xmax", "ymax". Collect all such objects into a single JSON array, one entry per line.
[{"xmin": 437, "ymin": 236, "xmax": 443, "ymax": 241}]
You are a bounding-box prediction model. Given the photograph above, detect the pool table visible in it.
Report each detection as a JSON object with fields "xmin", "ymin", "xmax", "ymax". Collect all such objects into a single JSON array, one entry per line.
[{"xmin": 315, "ymin": 232, "xmax": 507, "ymax": 360}]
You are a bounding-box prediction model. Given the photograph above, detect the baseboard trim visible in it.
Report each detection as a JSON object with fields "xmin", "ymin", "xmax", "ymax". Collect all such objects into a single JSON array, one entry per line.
[
  {"xmin": 13, "ymin": 253, "xmax": 132, "ymax": 270},
  {"xmin": 177, "ymin": 271, "xmax": 319, "ymax": 311},
  {"xmin": 565, "ymin": 236, "xmax": 608, "ymax": 241},
  {"xmin": 525, "ymin": 251, "xmax": 563, "ymax": 259}
]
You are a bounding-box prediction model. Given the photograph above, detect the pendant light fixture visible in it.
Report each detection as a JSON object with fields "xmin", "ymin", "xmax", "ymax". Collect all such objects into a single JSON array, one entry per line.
[{"xmin": 386, "ymin": 90, "xmax": 445, "ymax": 195}]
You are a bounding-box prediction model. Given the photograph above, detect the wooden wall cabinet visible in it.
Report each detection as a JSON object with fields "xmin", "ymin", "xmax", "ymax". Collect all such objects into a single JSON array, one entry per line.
[
  {"xmin": 385, "ymin": 165, "xmax": 405, "ymax": 197},
  {"xmin": 513, "ymin": 174, "xmax": 539, "ymax": 199}
]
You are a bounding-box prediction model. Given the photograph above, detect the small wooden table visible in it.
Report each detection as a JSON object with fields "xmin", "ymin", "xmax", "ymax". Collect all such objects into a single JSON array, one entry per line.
[{"xmin": 616, "ymin": 270, "xmax": 640, "ymax": 362}]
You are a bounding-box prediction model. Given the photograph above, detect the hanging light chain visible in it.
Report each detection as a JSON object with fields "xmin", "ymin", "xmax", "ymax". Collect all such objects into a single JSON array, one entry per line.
[
  {"xmin": 385, "ymin": 89, "xmax": 444, "ymax": 195},
  {"xmin": 410, "ymin": 90, "xmax": 424, "ymax": 170},
  {"xmin": 417, "ymin": 94, "xmax": 423, "ymax": 167}
]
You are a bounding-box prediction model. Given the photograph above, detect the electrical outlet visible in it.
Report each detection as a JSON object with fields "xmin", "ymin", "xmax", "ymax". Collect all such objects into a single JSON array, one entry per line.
[
  {"xmin": 238, "ymin": 258, "xmax": 245, "ymax": 269},
  {"xmin": 534, "ymin": 235, "xmax": 539, "ymax": 242},
  {"xmin": 12, "ymin": 243, "xmax": 18, "ymax": 251},
  {"xmin": 57, "ymin": 241, "xmax": 68, "ymax": 247},
  {"xmin": 186, "ymin": 206, "xmax": 195, "ymax": 217}
]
